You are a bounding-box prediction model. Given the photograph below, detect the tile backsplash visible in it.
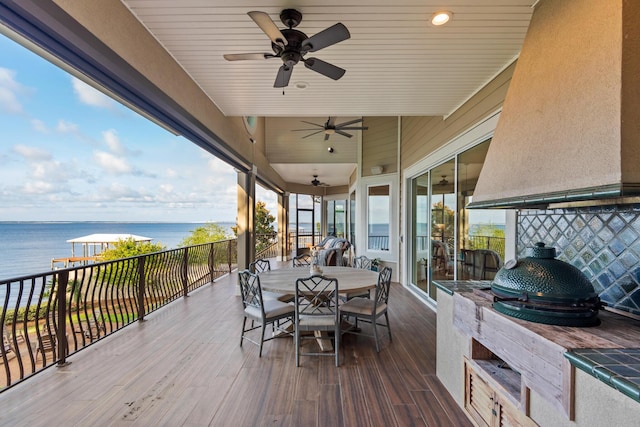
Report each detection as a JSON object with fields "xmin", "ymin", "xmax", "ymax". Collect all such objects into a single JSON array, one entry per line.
[{"xmin": 517, "ymin": 205, "xmax": 640, "ymax": 316}]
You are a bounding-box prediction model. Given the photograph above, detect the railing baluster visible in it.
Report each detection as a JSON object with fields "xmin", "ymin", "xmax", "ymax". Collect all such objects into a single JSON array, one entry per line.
[
  {"xmin": 137, "ymin": 256, "xmax": 146, "ymax": 322},
  {"xmin": 56, "ymin": 271, "xmax": 68, "ymax": 366},
  {"xmin": 182, "ymin": 247, "xmax": 189, "ymax": 298}
]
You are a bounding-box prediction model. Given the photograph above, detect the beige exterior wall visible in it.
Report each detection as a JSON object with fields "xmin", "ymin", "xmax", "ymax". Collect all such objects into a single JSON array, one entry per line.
[
  {"xmin": 362, "ymin": 117, "xmax": 398, "ymax": 177},
  {"xmin": 400, "ymin": 62, "xmax": 515, "ymax": 170}
]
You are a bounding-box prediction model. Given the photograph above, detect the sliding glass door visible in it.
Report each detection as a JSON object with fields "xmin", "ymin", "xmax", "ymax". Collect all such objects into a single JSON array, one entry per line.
[{"xmin": 409, "ymin": 138, "xmax": 507, "ymax": 302}]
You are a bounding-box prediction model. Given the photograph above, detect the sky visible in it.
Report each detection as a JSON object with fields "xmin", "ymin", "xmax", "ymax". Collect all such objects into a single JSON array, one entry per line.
[{"xmin": 0, "ymin": 33, "xmax": 277, "ymax": 223}]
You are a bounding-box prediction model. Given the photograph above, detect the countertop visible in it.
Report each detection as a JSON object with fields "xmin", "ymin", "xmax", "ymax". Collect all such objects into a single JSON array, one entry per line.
[{"xmin": 435, "ymin": 279, "xmax": 640, "ymax": 404}]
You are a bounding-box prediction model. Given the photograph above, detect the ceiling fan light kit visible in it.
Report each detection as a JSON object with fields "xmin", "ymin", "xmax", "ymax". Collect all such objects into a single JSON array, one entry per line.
[{"xmin": 223, "ymin": 9, "xmax": 350, "ymax": 88}]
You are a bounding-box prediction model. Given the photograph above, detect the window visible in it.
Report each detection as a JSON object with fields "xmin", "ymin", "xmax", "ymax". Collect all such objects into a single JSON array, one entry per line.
[
  {"xmin": 408, "ymin": 138, "xmax": 507, "ymax": 302},
  {"xmin": 368, "ymin": 185, "xmax": 390, "ymax": 251}
]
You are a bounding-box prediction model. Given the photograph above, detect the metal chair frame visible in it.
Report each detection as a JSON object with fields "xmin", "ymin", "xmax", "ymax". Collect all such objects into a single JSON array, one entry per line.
[
  {"xmin": 239, "ymin": 270, "xmax": 294, "ymax": 357},
  {"xmin": 340, "ymin": 267, "xmax": 392, "ymax": 352},
  {"xmin": 352, "ymin": 255, "xmax": 372, "ymax": 270},
  {"xmin": 294, "ymin": 275, "xmax": 340, "ymax": 367},
  {"xmin": 292, "ymin": 252, "xmax": 312, "ymax": 267},
  {"xmin": 249, "ymin": 258, "xmax": 271, "ymax": 274}
]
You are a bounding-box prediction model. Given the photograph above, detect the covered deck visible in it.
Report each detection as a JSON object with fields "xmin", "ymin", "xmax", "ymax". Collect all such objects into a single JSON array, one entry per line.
[
  {"xmin": 0, "ymin": 262, "xmax": 469, "ymax": 426},
  {"xmin": 51, "ymin": 233, "xmax": 154, "ymax": 269}
]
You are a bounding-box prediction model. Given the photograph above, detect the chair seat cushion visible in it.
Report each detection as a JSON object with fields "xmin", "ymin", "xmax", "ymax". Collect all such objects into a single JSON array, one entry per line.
[
  {"xmin": 262, "ymin": 291, "xmax": 294, "ymax": 302},
  {"xmin": 245, "ymin": 299, "xmax": 294, "ymax": 320},
  {"xmin": 340, "ymin": 298, "xmax": 387, "ymax": 316},
  {"xmin": 340, "ymin": 289, "xmax": 370, "ymax": 299},
  {"xmin": 298, "ymin": 314, "xmax": 337, "ymax": 327}
]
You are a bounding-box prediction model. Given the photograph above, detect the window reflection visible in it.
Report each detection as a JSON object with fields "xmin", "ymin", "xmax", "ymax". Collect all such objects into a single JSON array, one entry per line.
[
  {"xmin": 368, "ymin": 185, "xmax": 390, "ymax": 251},
  {"xmin": 410, "ymin": 138, "xmax": 507, "ymax": 302}
]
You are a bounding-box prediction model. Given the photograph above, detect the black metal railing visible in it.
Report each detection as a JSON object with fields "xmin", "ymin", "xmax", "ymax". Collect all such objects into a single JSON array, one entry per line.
[
  {"xmin": 367, "ymin": 235, "xmax": 389, "ymax": 251},
  {"xmin": 465, "ymin": 235, "xmax": 505, "ymax": 259},
  {"xmin": 0, "ymin": 238, "xmax": 237, "ymax": 392},
  {"xmin": 255, "ymin": 233, "xmax": 278, "ymax": 259}
]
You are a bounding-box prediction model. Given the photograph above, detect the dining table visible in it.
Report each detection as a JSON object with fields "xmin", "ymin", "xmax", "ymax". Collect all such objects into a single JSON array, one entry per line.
[
  {"xmin": 258, "ymin": 266, "xmax": 379, "ymax": 295},
  {"xmin": 258, "ymin": 266, "xmax": 380, "ymax": 351}
]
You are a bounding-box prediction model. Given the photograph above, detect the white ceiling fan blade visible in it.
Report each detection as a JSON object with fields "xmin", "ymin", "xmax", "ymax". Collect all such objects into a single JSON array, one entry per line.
[{"xmin": 248, "ymin": 11, "xmax": 287, "ymax": 46}]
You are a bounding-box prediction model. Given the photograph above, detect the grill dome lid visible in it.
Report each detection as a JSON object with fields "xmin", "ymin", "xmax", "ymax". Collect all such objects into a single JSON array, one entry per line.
[
  {"xmin": 491, "ymin": 242, "xmax": 601, "ymax": 327},
  {"xmin": 492, "ymin": 242, "xmax": 597, "ymax": 302}
]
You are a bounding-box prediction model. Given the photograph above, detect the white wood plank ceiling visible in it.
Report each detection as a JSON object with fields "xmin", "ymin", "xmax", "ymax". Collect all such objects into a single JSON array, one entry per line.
[{"xmin": 121, "ymin": 0, "xmax": 534, "ymax": 118}]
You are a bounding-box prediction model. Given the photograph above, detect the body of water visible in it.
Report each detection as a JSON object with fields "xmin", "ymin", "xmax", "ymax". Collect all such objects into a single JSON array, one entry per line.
[{"xmin": 0, "ymin": 222, "xmax": 235, "ymax": 281}]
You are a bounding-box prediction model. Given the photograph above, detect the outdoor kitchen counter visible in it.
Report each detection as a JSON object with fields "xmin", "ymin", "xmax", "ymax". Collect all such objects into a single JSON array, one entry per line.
[{"xmin": 434, "ymin": 280, "xmax": 640, "ymax": 426}]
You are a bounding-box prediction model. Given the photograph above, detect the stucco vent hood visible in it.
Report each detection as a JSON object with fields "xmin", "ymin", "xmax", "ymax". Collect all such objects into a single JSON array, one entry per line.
[{"xmin": 468, "ymin": 0, "xmax": 640, "ymax": 209}]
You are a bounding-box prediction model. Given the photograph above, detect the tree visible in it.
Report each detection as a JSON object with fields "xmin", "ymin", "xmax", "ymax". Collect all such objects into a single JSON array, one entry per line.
[
  {"xmin": 98, "ymin": 238, "xmax": 167, "ymax": 289},
  {"xmin": 179, "ymin": 222, "xmax": 231, "ymax": 247},
  {"xmin": 255, "ymin": 201, "xmax": 276, "ymax": 253},
  {"xmin": 232, "ymin": 200, "xmax": 276, "ymax": 253},
  {"xmin": 100, "ymin": 238, "xmax": 166, "ymax": 260}
]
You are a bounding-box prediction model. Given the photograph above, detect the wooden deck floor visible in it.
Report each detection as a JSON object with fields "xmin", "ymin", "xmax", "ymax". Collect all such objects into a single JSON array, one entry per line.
[{"xmin": 0, "ymin": 264, "xmax": 472, "ymax": 427}]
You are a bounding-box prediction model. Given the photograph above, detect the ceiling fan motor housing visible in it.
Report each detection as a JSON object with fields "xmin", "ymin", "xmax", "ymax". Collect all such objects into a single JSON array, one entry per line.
[{"xmin": 273, "ymin": 29, "xmax": 308, "ymax": 65}]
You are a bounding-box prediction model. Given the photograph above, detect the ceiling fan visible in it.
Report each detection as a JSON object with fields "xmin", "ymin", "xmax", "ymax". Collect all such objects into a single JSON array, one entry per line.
[
  {"xmin": 292, "ymin": 117, "xmax": 368, "ymax": 141},
  {"xmin": 311, "ymin": 175, "xmax": 329, "ymax": 187},
  {"xmin": 223, "ymin": 9, "xmax": 350, "ymax": 88}
]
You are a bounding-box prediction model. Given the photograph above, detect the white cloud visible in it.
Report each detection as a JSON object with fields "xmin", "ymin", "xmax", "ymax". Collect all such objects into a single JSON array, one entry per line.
[
  {"xmin": 31, "ymin": 119, "xmax": 49, "ymax": 133},
  {"xmin": 23, "ymin": 180, "xmax": 54, "ymax": 194},
  {"xmin": 0, "ymin": 67, "xmax": 24, "ymax": 114},
  {"xmin": 166, "ymin": 168, "xmax": 178, "ymax": 178},
  {"xmin": 102, "ymin": 129, "xmax": 125, "ymax": 154},
  {"xmin": 57, "ymin": 120, "xmax": 79, "ymax": 133},
  {"xmin": 31, "ymin": 160, "xmax": 70, "ymax": 182},
  {"xmin": 13, "ymin": 144, "xmax": 52, "ymax": 161},
  {"xmin": 71, "ymin": 76, "xmax": 116, "ymax": 109},
  {"xmin": 93, "ymin": 150, "xmax": 132, "ymax": 174},
  {"xmin": 160, "ymin": 184, "xmax": 174, "ymax": 193}
]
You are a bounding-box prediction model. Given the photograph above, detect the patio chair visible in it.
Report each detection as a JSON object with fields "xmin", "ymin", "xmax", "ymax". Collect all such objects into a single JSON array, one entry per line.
[
  {"xmin": 292, "ymin": 252, "xmax": 312, "ymax": 267},
  {"xmin": 473, "ymin": 249, "xmax": 502, "ymax": 280},
  {"xmin": 3, "ymin": 323, "xmax": 25, "ymax": 351},
  {"xmin": 460, "ymin": 249, "xmax": 475, "ymax": 274},
  {"xmin": 249, "ymin": 258, "xmax": 271, "ymax": 274},
  {"xmin": 249, "ymin": 258, "xmax": 293, "ymax": 302},
  {"xmin": 82, "ymin": 308, "xmax": 107, "ymax": 341},
  {"xmin": 317, "ymin": 238, "xmax": 351, "ymax": 266},
  {"xmin": 352, "ymin": 255, "xmax": 372, "ymax": 270},
  {"xmin": 340, "ymin": 255, "xmax": 373, "ymax": 301},
  {"xmin": 340, "ymin": 267, "xmax": 392, "ymax": 352},
  {"xmin": 238, "ymin": 270, "xmax": 295, "ymax": 357},
  {"xmin": 294, "ymin": 275, "xmax": 340, "ymax": 367}
]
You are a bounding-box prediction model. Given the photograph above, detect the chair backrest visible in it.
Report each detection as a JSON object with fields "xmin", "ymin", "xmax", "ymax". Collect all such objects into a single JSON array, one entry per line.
[
  {"xmin": 329, "ymin": 238, "xmax": 350, "ymax": 250},
  {"xmin": 249, "ymin": 258, "xmax": 271, "ymax": 274},
  {"xmin": 238, "ymin": 269, "xmax": 265, "ymax": 314},
  {"xmin": 461, "ymin": 249, "xmax": 475, "ymax": 266},
  {"xmin": 295, "ymin": 275, "xmax": 339, "ymax": 320},
  {"xmin": 293, "ymin": 253, "xmax": 312, "ymax": 267},
  {"xmin": 317, "ymin": 236, "xmax": 335, "ymax": 249},
  {"xmin": 375, "ymin": 267, "xmax": 392, "ymax": 307},
  {"xmin": 352, "ymin": 255, "xmax": 372, "ymax": 270}
]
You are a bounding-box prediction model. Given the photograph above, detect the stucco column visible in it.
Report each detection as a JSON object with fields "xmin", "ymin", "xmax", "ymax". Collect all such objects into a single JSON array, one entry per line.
[
  {"xmin": 236, "ymin": 169, "xmax": 256, "ymax": 270},
  {"xmin": 277, "ymin": 192, "xmax": 290, "ymax": 261}
]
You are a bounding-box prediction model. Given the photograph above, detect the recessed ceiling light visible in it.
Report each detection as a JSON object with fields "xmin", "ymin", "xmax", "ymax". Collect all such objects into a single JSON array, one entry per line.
[
  {"xmin": 431, "ymin": 11, "xmax": 453, "ymax": 26},
  {"xmin": 294, "ymin": 81, "xmax": 309, "ymax": 90}
]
